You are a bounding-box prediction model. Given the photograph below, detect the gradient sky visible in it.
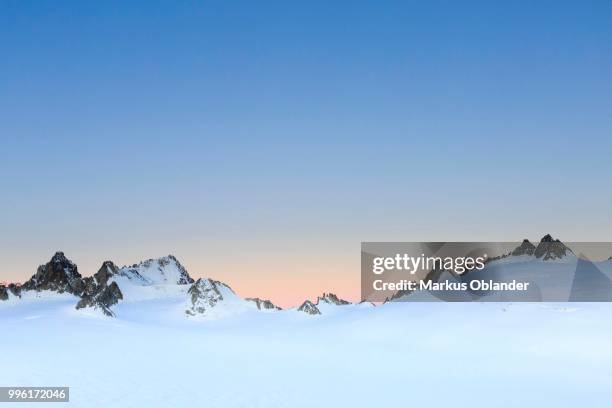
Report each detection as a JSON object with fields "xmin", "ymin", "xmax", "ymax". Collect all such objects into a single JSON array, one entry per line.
[{"xmin": 1, "ymin": 1, "xmax": 612, "ymax": 307}]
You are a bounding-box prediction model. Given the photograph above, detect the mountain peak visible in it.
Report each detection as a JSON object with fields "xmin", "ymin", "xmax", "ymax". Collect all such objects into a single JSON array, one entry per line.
[
  {"xmin": 316, "ymin": 293, "xmax": 350, "ymax": 306},
  {"xmin": 246, "ymin": 297, "xmax": 282, "ymax": 310},
  {"xmin": 51, "ymin": 251, "xmax": 69, "ymax": 262},
  {"xmin": 120, "ymin": 255, "xmax": 194, "ymax": 285},
  {"xmin": 534, "ymin": 234, "xmax": 570, "ymax": 260},
  {"xmin": 22, "ymin": 252, "xmax": 84, "ymax": 295},
  {"xmin": 511, "ymin": 239, "xmax": 536, "ymax": 256},
  {"xmin": 297, "ymin": 300, "xmax": 321, "ymax": 315},
  {"xmin": 185, "ymin": 278, "xmax": 236, "ymax": 316}
]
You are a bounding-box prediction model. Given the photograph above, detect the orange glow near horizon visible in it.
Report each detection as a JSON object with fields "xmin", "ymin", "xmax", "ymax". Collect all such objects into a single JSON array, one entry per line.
[{"xmin": 2, "ymin": 250, "xmax": 361, "ymax": 309}]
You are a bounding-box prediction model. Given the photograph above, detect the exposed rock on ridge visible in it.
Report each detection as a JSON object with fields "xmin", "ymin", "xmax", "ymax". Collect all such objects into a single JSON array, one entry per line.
[
  {"xmin": 185, "ymin": 278, "xmax": 228, "ymax": 315},
  {"xmin": 76, "ymin": 261, "xmax": 123, "ymax": 317},
  {"xmin": 246, "ymin": 297, "xmax": 282, "ymax": 310},
  {"xmin": 297, "ymin": 300, "xmax": 321, "ymax": 315},
  {"xmin": 534, "ymin": 234, "xmax": 570, "ymax": 260},
  {"xmin": 21, "ymin": 251, "xmax": 85, "ymax": 295},
  {"xmin": 316, "ymin": 292, "xmax": 350, "ymax": 306},
  {"xmin": 512, "ymin": 239, "xmax": 536, "ymax": 256}
]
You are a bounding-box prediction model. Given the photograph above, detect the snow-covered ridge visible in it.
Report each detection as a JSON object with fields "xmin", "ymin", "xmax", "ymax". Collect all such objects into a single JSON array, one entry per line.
[
  {"xmin": 1, "ymin": 252, "xmax": 352, "ymax": 319},
  {"xmin": 119, "ymin": 255, "xmax": 194, "ymax": 285}
]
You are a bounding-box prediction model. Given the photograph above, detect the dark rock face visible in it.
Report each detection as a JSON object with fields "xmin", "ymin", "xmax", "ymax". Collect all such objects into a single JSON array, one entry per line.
[
  {"xmin": 75, "ymin": 261, "xmax": 123, "ymax": 317},
  {"xmin": 512, "ymin": 239, "xmax": 536, "ymax": 256},
  {"xmin": 0, "ymin": 284, "xmax": 21, "ymax": 301},
  {"xmin": 534, "ymin": 234, "xmax": 570, "ymax": 260},
  {"xmin": 76, "ymin": 282, "xmax": 123, "ymax": 317},
  {"xmin": 185, "ymin": 278, "xmax": 226, "ymax": 315},
  {"xmin": 8, "ymin": 284, "xmax": 22, "ymax": 297},
  {"xmin": 246, "ymin": 297, "xmax": 282, "ymax": 310},
  {"xmin": 297, "ymin": 300, "xmax": 321, "ymax": 315},
  {"xmin": 317, "ymin": 293, "xmax": 350, "ymax": 306},
  {"xmin": 94, "ymin": 261, "xmax": 119, "ymax": 287},
  {"xmin": 21, "ymin": 252, "xmax": 85, "ymax": 295}
]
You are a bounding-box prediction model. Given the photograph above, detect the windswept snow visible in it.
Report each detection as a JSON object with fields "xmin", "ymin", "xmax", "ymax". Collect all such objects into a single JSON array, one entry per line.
[{"xmin": 1, "ymin": 301, "xmax": 612, "ymax": 407}]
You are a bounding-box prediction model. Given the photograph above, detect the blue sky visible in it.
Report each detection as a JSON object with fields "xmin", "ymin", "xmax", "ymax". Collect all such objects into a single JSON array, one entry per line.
[{"xmin": 1, "ymin": 0, "xmax": 611, "ymax": 304}]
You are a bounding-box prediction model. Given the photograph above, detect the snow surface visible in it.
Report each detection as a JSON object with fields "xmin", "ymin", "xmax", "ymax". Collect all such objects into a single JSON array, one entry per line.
[{"xmin": 1, "ymin": 300, "xmax": 612, "ymax": 407}]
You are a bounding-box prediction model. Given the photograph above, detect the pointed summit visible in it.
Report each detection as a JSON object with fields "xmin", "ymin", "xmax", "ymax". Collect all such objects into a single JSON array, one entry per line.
[
  {"xmin": 119, "ymin": 255, "xmax": 194, "ymax": 285},
  {"xmin": 511, "ymin": 239, "xmax": 536, "ymax": 256},
  {"xmin": 316, "ymin": 293, "xmax": 350, "ymax": 306},
  {"xmin": 22, "ymin": 251, "xmax": 85, "ymax": 295},
  {"xmin": 534, "ymin": 234, "xmax": 571, "ymax": 260},
  {"xmin": 297, "ymin": 300, "xmax": 321, "ymax": 315},
  {"xmin": 77, "ymin": 260, "xmax": 124, "ymax": 317}
]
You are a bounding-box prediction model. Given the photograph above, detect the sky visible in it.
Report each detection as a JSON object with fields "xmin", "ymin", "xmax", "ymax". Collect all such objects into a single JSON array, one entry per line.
[{"xmin": 1, "ymin": 0, "xmax": 611, "ymax": 307}]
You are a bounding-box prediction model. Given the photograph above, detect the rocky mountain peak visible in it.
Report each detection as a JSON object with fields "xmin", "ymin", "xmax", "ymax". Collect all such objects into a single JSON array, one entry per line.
[
  {"xmin": 76, "ymin": 260, "xmax": 123, "ymax": 317},
  {"xmin": 511, "ymin": 239, "xmax": 536, "ymax": 256},
  {"xmin": 94, "ymin": 261, "xmax": 120, "ymax": 286},
  {"xmin": 185, "ymin": 278, "xmax": 227, "ymax": 315},
  {"xmin": 120, "ymin": 255, "xmax": 194, "ymax": 285},
  {"xmin": 297, "ymin": 300, "xmax": 321, "ymax": 315},
  {"xmin": 246, "ymin": 297, "xmax": 282, "ymax": 310},
  {"xmin": 316, "ymin": 293, "xmax": 350, "ymax": 306},
  {"xmin": 534, "ymin": 234, "xmax": 570, "ymax": 260},
  {"xmin": 21, "ymin": 251, "xmax": 84, "ymax": 295}
]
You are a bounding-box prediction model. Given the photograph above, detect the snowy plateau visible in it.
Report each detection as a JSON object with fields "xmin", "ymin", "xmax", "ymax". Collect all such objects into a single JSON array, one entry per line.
[{"xmin": 1, "ymin": 246, "xmax": 612, "ymax": 407}]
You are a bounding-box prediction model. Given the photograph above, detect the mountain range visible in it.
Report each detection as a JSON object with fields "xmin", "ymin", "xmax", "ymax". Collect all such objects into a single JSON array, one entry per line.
[
  {"xmin": 0, "ymin": 252, "xmax": 353, "ymax": 317},
  {"xmin": 3, "ymin": 234, "xmax": 612, "ymax": 314}
]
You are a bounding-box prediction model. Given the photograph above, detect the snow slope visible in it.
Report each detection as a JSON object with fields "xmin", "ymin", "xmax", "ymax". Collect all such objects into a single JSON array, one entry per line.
[{"xmin": 1, "ymin": 301, "xmax": 611, "ymax": 408}]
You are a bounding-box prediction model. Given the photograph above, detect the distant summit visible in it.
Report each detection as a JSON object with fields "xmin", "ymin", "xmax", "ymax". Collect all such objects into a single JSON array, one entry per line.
[
  {"xmin": 509, "ymin": 235, "xmax": 571, "ymax": 260},
  {"xmin": 119, "ymin": 255, "xmax": 194, "ymax": 285},
  {"xmin": 21, "ymin": 251, "xmax": 84, "ymax": 295},
  {"xmin": 297, "ymin": 300, "xmax": 321, "ymax": 315},
  {"xmin": 246, "ymin": 297, "xmax": 282, "ymax": 310},
  {"xmin": 534, "ymin": 234, "xmax": 571, "ymax": 260},
  {"xmin": 316, "ymin": 293, "xmax": 350, "ymax": 306},
  {"xmin": 76, "ymin": 261, "xmax": 123, "ymax": 316},
  {"xmin": 511, "ymin": 239, "xmax": 536, "ymax": 256},
  {"xmin": 185, "ymin": 278, "xmax": 227, "ymax": 315}
]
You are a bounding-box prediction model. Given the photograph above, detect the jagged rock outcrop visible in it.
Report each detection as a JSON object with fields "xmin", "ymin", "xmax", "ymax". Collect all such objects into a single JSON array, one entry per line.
[
  {"xmin": 76, "ymin": 282, "xmax": 123, "ymax": 317},
  {"xmin": 246, "ymin": 297, "xmax": 282, "ymax": 310},
  {"xmin": 297, "ymin": 300, "xmax": 321, "ymax": 315},
  {"xmin": 8, "ymin": 284, "xmax": 21, "ymax": 298},
  {"xmin": 185, "ymin": 278, "xmax": 227, "ymax": 315},
  {"xmin": 21, "ymin": 252, "xmax": 85, "ymax": 295},
  {"xmin": 0, "ymin": 284, "xmax": 21, "ymax": 301},
  {"xmin": 512, "ymin": 239, "xmax": 536, "ymax": 256},
  {"xmin": 76, "ymin": 261, "xmax": 123, "ymax": 316},
  {"xmin": 316, "ymin": 292, "xmax": 350, "ymax": 306},
  {"xmin": 534, "ymin": 234, "xmax": 570, "ymax": 260}
]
